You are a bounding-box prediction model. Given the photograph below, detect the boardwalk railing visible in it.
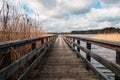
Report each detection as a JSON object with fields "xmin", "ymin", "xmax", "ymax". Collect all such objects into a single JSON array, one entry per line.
[
  {"xmin": 64, "ymin": 35, "xmax": 120, "ymax": 80},
  {"xmin": 0, "ymin": 35, "xmax": 57, "ymax": 80}
]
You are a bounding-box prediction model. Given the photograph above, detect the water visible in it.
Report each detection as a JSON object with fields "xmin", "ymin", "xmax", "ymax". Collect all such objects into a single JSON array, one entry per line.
[{"xmin": 68, "ymin": 34, "xmax": 119, "ymax": 80}]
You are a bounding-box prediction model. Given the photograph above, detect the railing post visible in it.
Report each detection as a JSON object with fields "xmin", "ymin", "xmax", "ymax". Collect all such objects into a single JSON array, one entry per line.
[
  {"xmin": 4, "ymin": 51, "xmax": 13, "ymax": 80},
  {"xmin": 32, "ymin": 42, "xmax": 36, "ymax": 50},
  {"xmin": 52, "ymin": 36, "xmax": 55, "ymax": 42},
  {"xmin": 41, "ymin": 38, "xmax": 44, "ymax": 44},
  {"xmin": 46, "ymin": 37, "xmax": 49, "ymax": 47},
  {"xmin": 41, "ymin": 38, "xmax": 45, "ymax": 51},
  {"xmin": 77, "ymin": 39, "xmax": 80, "ymax": 58},
  {"xmin": 49, "ymin": 37, "xmax": 51, "ymax": 42},
  {"xmin": 115, "ymin": 50, "xmax": 120, "ymax": 80},
  {"xmin": 86, "ymin": 42, "xmax": 91, "ymax": 70},
  {"xmin": 73, "ymin": 38, "xmax": 75, "ymax": 48},
  {"xmin": 4, "ymin": 52, "xmax": 12, "ymax": 67},
  {"xmin": 70, "ymin": 38, "xmax": 72, "ymax": 45},
  {"xmin": 51, "ymin": 37, "xmax": 53, "ymax": 43},
  {"xmin": 32, "ymin": 42, "xmax": 36, "ymax": 60}
]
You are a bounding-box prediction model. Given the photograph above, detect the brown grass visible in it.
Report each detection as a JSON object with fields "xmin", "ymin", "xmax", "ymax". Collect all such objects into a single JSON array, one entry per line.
[
  {"xmin": 93, "ymin": 33, "xmax": 120, "ymax": 42},
  {"xmin": 0, "ymin": 1, "xmax": 50, "ymax": 70}
]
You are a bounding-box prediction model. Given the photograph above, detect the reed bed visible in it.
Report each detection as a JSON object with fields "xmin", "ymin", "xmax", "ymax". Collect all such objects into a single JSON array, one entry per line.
[
  {"xmin": 0, "ymin": 0, "xmax": 49, "ymax": 71},
  {"xmin": 93, "ymin": 33, "xmax": 120, "ymax": 42}
]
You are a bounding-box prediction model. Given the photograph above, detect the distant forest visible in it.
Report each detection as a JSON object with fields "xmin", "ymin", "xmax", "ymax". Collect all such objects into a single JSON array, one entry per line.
[{"xmin": 71, "ymin": 27, "xmax": 120, "ymax": 34}]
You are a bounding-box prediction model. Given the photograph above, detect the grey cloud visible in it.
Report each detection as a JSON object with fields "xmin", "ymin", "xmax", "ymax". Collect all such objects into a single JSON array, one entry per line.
[
  {"xmin": 100, "ymin": 0, "xmax": 120, "ymax": 7},
  {"xmin": 40, "ymin": 0, "xmax": 57, "ymax": 9},
  {"xmin": 98, "ymin": 17, "xmax": 120, "ymax": 22},
  {"xmin": 100, "ymin": 0, "xmax": 120, "ymax": 4}
]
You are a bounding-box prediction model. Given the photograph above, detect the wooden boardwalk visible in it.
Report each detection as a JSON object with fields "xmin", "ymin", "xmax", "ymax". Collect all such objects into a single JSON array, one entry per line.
[{"xmin": 28, "ymin": 36, "xmax": 97, "ymax": 80}]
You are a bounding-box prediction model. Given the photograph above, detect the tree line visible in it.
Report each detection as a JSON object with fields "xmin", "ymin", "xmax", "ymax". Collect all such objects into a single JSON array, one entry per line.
[{"xmin": 71, "ymin": 27, "xmax": 120, "ymax": 34}]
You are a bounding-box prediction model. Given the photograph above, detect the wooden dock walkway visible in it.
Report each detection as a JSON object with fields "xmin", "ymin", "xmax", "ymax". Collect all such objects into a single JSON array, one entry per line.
[
  {"xmin": 1, "ymin": 35, "xmax": 120, "ymax": 80},
  {"xmin": 27, "ymin": 36, "xmax": 97, "ymax": 80}
]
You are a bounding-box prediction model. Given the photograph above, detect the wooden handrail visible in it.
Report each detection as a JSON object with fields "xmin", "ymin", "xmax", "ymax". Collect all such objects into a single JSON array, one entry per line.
[
  {"xmin": 65, "ymin": 35, "xmax": 120, "ymax": 51},
  {"xmin": 64, "ymin": 35, "xmax": 120, "ymax": 80},
  {"xmin": 0, "ymin": 35, "xmax": 57, "ymax": 80},
  {"xmin": 0, "ymin": 35, "xmax": 56, "ymax": 54}
]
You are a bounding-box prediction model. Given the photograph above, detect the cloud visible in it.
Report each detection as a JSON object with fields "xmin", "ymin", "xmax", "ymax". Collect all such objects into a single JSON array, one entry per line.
[
  {"xmin": 0, "ymin": 0, "xmax": 120, "ymax": 32},
  {"xmin": 41, "ymin": 5, "xmax": 120, "ymax": 32},
  {"xmin": 27, "ymin": 0, "xmax": 97, "ymax": 17},
  {"xmin": 100, "ymin": 0, "xmax": 120, "ymax": 7},
  {"xmin": 85, "ymin": 7, "xmax": 120, "ymax": 22},
  {"xmin": 100, "ymin": 0, "xmax": 120, "ymax": 4},
  {"xmin": 40, "ymin": 0, "xmax": 57, "ymax": 9}
]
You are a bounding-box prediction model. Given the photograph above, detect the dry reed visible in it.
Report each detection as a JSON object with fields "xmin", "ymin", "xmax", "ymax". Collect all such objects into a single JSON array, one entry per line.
[
  {"xmin": 93, "ymin": 33, "xmax": 120, "ymax": 42},
  {"xmin": 0, "ymin": 0, "xmax": 49, "ymax": 69}
]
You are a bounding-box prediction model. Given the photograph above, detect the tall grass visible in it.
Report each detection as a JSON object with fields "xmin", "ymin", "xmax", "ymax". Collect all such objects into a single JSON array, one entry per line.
[
  {"xmin": 0, "ymin": 1, "xmax": 47, "ymax": 42},
  {"xmin": 0, "ymin": 0, "xmax": 49, "ymax": 71},
  {"xmin": 93, "ymin": 33, "xmax": 120, "ymax": 42}
]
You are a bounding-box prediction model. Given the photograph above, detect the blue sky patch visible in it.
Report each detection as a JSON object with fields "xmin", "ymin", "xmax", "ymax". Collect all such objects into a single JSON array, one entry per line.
[
  {"xmin": 93, "ymin": 1, "xmax": 102, "ymax": 9},
  {"xmin": 23, "ymin": 5, "xmax": 34, "ymax": 14}
]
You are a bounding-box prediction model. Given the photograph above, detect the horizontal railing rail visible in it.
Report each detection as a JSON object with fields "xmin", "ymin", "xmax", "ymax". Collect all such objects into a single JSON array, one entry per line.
[
  {"xmin": 0, "ymin": 35, "xmax": 57, "ymax": 54},
  {"xmin": 0, "ymin": 35, "xmax": 58, "ymax": 80},
  {"xmin": 65, "ymin": 35, "xmax": 120, "ymax": 51},
  {"xmin": 64, "ymin": 35, "xmax": 120, "ymax": 80}
]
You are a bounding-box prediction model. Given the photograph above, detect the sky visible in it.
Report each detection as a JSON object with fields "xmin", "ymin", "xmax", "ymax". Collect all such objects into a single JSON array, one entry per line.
[{"xmin": 0, "ymin": 0, "xmax": 120, "ymax": 32}]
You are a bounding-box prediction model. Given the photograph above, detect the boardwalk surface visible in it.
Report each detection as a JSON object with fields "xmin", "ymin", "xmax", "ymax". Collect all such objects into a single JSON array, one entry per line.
[{"xmin": 28, "ymin": 36, "xmax": 97, "ymax": 80}]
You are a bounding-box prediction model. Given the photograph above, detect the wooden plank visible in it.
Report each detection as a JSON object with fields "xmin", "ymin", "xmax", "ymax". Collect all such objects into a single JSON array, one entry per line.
[{"xmin": 27, "ymin": 36, "xmax": 97, "ymax": 80}]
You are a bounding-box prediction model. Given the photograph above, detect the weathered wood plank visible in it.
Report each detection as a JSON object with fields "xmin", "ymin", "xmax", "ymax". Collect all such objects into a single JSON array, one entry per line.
[{"xmin": 27, "ymin": 36, "xmax": 97, "ymax": 80}]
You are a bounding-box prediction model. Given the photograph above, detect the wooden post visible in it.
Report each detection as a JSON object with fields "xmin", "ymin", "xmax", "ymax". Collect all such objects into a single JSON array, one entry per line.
[
  {"xmin": 4, "ymin": 52, "xmax": 12, "ymax": 66},
  {"xmin": 31, "ymin": 42, "xmax": 36, "ymax": 60},
  {"xmin": 70, "ymin": 38, "xmax": 72, "ymax": 45},
  {"xmin": 32, "ymin": 42, "xmax": 36, "ymax": 50},
  {"xmin": 5, "ymin": 51, "xmax": 12, "ymax": 80},
  {"xmin": 86, "ymin": 42, "xmax": 91, "ymax": 70},
  {"xmin": 49, "ymin": 37, "xmax": 51, "ymax": 42},
  {"xmin": 51, "ymin": 37, "xmax": 53, "ymax": 42},
  {"xmin": 77, "ymin": 39, "xmax": 80, "ymax": 58},
  {"xmin": 115, "ymin": 50, "xmax": 120, "ymax": 80},
  {"xmin": 73, "ymin": 38, "xmax": 75, "ymax": 48},
  {"xmin": 41, "ymin": 39, "xmax": 44, "ymax": 52},
  {"xmin": 46, "ymin": 38, "xmax": 49, "ymax": 47},
  {"xmin": 41, "ymin": 39, "xmax": 44, "ymax": 44}
]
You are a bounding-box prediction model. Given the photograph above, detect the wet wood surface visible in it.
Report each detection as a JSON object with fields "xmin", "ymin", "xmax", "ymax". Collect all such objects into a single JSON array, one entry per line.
[{"xmin": 28, "ymin": 36, "xmax": 97, "ymax": 80}]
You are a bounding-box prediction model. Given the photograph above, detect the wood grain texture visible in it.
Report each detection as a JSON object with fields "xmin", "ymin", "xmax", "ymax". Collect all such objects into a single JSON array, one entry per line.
[{"xmin": 28, "ymin": 36, "xmax": 97, "ymax": 80}]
